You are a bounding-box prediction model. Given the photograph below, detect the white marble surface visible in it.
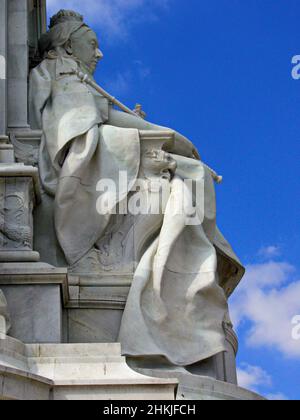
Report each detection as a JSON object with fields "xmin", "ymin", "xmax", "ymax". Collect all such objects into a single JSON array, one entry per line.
[
  {"xmin": 0, "ymin": 262, "xmax": 68, "ymax": 343},
  {"xmin": 0, "ymin": 336, "xmax": 178, "ymax": 400},
  {"xmin": 0, "ymin": 334, "xmax": 264, "ymax": 400},
  {"xmin": 129, "ymin": 367, "xmax": 265, "ymax": 401},
  {"xmin": 68, "ymin": 309, "xmax": 123, "ymax": 344},
  {"xmin": 2, "ymin": 285, "xmax": 63, "ymax": 343}
]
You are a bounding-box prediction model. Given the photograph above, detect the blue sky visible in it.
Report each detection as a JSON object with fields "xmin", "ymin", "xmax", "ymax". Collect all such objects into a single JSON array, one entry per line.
[{"xmin": 47, "ymin": 0, "xmax": 300, "ymax": 400}]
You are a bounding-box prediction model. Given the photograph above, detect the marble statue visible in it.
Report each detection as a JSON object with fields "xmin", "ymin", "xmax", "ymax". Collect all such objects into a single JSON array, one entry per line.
[{"xmin": 29, "ymin": 9, "xmax": 244, "ymax": 368}]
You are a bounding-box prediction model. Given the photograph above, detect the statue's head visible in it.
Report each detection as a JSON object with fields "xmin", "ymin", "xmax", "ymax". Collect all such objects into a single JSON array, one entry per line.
[
  {"xmin": 39, "ymin": 10, "xmax": 103, "ymax": 74},
  {"xmin": 141, "ymin": 149, "xmax": 177, "ymax": 181}
]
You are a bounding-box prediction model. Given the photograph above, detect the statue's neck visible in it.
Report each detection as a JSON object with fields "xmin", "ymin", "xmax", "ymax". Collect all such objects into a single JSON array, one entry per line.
[
  {"xmin": 77, "ymin": 61, "xmax": 95, "ymax": 79},
  {"xmin": 46, "ymin": 48, "xmax": 95, "ymax": 79}
]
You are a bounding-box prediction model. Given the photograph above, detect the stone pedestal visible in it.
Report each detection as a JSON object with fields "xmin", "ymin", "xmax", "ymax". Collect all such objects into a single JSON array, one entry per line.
[
  {"xmin": 127, "ymin": 367, "xmax": 265, "ymax": 401},
  {"xmin": 66, "ymin": 274, "xmax": 131, "ymax": 344},
  {"xmin": 0, "ymin": 334, "xmax": 264, "ymax": 400},
  {"xmin": 63, "ymin": 273, "xmax": 239, "ymax": 385},
  {"xmin": 0, "ymin": 336, "xmax": 177, "ymax": 400},
  {"xmin": 0, "ymin": 137, "xmax": 14, "ymax": 163},
  {"xmin": 0, "ymin": 163, "xmax": 40, "ymax": 262},
  {"xmin": 0, "ymin": 263, "xmax": 69, "ymax": 344}
]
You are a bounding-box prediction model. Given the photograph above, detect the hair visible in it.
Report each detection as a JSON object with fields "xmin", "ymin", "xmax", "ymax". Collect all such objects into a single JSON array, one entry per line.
[{"xmin": 39, "ymin": 10, "xmax": 88, "ymax": 57}]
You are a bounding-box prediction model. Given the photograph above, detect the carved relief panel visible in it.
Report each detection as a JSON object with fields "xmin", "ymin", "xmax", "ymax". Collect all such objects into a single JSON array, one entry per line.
[
  {"xmin": 0, "ymin": 164, "xmax": 41, "ymax": 262},
  {"xmin": 0, "ymin": 177, "xmax": 34, "ymax": 250}
]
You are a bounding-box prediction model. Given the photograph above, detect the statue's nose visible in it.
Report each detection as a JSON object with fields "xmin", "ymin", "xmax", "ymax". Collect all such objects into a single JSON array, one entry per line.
[{"xmin": 96, "ymin": 49, "xmax": 104, "ymax": 60}]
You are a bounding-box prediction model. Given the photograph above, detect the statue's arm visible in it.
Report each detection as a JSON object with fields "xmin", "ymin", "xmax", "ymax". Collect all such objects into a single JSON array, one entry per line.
[{"xmin": 108, "ymin": 108, "xmax": 200, "ymax": 159}]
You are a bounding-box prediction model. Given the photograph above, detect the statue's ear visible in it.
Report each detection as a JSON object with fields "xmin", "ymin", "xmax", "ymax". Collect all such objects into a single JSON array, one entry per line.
[{"xmin": 65, "ymin": 39, "xmax": 73, "ymax": 55}]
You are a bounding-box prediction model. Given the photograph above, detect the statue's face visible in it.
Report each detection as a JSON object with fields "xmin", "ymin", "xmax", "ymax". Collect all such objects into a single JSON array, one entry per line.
[
  {"xmin": 142, "ymin": 150, "xmax": 177, "ymax": 181},
  {"xmin": 70, "ymin": 27, "xmax": 103, "ymax": 74}
]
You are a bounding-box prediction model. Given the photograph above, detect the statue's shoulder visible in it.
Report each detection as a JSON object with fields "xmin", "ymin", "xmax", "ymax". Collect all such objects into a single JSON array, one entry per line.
[
  {"xmin": 30, "ymin": 58, "xmax": 55, "ymax": 81},
  {"xmin": 31, "ymin": 55, "xmax": 79, "ymax": 82}
]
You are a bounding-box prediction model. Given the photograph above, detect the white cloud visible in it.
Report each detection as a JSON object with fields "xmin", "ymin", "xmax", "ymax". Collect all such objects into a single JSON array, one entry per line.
[
  {"xmin": 237, "ymin": 364, "xmax": 289, "ymax": 399},
  {"xmin": 47, "ymin": 0, "xmax": 170, "ymax": 41},
  {"xmin": 266, "ymin": 393, "xmax": 289, "ymax": 401},
  {"xmin": 230, "ymin": 258, "xmax": 300, "ymax": 358},
  {"xmin": 258, "ymin": 245, "xmax": 281, "ymax": 259},
  {"xmin": 237, "ymin": 364, "xmax": 272, "ymax": 392}
]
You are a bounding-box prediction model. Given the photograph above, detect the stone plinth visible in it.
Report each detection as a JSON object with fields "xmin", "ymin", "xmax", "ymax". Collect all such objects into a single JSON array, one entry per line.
[
  {"xmin": 65, "ymin": 274, "xmax": 239, "ymax": 385},
  {"xmin": 0, "ymin": 334, "xmax": 264, "ymax": 400},
  {"xmin": 0, "ymin": 137, "xmax": 14, "ymax": 163},
  {"xmin": 128, "ymin": 368, "xmax": 265, "ymax": 401},
  {"xmin": 0, "ymin": 365, "xmax": 52, "ymax": 400},
  {"xmin": 0, "ymin": 336, "xmax": 177, "ymax": 400},
  {"xmin": 0, "ymin": 263, "xmax": 69, "ymax": 343},
  {"xmin": 66, "ymin": 274, "xmax": 131, "ymax": 344}
]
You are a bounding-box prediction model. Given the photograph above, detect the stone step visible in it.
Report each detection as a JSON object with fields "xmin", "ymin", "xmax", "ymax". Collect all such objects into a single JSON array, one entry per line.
[
  {"xmin": 0, "ymin": 335, "xmax": 178, "ymax": 400},
  {"xmin": 26, "ymin": 343, "xmax": 122, "ymax": 358}
]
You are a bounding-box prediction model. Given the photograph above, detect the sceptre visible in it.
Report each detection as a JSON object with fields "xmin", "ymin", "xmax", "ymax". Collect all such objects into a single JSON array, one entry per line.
[{"xmin": 72, "ymin": 69, "xmax": 223, "ymax": 183}]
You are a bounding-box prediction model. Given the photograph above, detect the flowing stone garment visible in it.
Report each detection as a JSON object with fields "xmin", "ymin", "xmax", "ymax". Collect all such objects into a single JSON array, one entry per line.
[
  {"xmin": 119, "ymin": 158, "xmax": 230, "ymax": 365},
  {"xmin": 30, "ymin": 56, "xmax": 140, "ymax": 264},
  {"xmin": 29, "ymin": 55, "xmax": 244, "ymax": 365}
]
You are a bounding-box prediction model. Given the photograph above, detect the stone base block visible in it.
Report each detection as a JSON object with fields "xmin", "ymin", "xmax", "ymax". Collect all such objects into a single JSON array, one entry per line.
[
  {"xmin": 66, "ymin": 274, "xmax": 131, "ymax": 343},
  {"xmin": 0, "ymin": 137, "xmax": 15, "ymax": 163},
  {"xmin": 0, "ymin": 336, "xmax": 177, "ymax": 400},
  {"xmin": 0, "ymin": 365, "xmax": 52, "ymax": 400},
  {"xmin": 0, "ymin": 263, "xmax": 68, "ymax": 343},
  {"xmin": 0, "ymin": 251, "xmax": 40, "ymax": 262},
  {"xmin": 2, "ymin": 284, "xmax": 63, "ymax": 343},
  {"xmin": 0, "ymin": 334, "xmax": 265, "ymax": 400},
  {"xmin": 129, "ymin": 368, "xmax": 265, "ymax": 401},
  {"xmin": 68, "ymin": 308, "xmax": 124, "ymax": 344}
]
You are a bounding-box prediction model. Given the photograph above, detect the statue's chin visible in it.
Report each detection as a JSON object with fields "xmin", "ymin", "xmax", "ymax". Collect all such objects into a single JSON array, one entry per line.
[
  {"xmin": 89, "ymin": 64, "xmax": 97, "ymax": 74},
  {"xmin": 79, "ymin": 61, "xmax": 97, "ymax": 76}
]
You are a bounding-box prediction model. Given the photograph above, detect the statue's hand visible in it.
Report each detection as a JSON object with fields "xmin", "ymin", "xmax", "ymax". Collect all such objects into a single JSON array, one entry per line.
[{"xmin": 133, "ymin": 104, "xmax": 147, "ymax": 119}]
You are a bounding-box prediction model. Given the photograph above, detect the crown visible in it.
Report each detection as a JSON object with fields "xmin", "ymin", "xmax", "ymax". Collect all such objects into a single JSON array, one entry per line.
[{"xmin": 49, "ymin": 10, "xmax": 84, "ymax": 28}]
